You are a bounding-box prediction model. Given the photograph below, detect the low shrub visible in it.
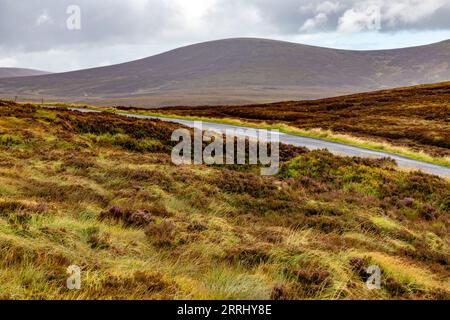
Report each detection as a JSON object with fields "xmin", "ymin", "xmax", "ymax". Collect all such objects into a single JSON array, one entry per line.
[
  {"xmin": 99, "ymin": 206, "xmax": 152, "ymax": 227},
  {"xmin": 144, "ymin": 221, "xmax": 176, "ymax": 247}
]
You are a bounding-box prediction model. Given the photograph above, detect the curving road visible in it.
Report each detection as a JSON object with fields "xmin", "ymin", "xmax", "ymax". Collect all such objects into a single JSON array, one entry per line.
[{"xmin": 48, "ymin": 106, "xmax": 450, "ymax": 178}]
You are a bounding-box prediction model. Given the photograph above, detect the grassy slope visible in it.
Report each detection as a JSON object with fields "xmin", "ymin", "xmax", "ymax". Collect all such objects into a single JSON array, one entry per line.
[{"xmin": 0, "ymin": 101, "xmax": 449, "ymax": 300}]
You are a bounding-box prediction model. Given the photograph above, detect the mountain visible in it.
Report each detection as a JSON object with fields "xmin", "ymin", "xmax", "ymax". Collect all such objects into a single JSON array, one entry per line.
[
  {"xmin": 0, "ymin": 38, "xmax": 450, "ymax": 106},
  {"xmin": 0, "ymin": 67, "xmax": 50, "ymax": 78}
]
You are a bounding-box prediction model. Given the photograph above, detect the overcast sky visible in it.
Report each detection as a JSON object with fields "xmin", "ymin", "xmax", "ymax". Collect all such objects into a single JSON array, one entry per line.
[{"xmin": 1, "ymin": 0, "xmax": 450, "ymax": 72}]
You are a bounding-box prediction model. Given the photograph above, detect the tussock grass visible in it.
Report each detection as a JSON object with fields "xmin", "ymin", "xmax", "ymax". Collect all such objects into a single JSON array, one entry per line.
[{"xmin": 0, "ymin": 100, "xmax": 448, "ymax": 300}]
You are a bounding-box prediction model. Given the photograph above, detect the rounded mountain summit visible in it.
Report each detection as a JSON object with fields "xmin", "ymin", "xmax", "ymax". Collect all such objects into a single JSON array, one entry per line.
[{"xmin": 1, "ymin": 38, "xmax": 450, "ymax": 106}]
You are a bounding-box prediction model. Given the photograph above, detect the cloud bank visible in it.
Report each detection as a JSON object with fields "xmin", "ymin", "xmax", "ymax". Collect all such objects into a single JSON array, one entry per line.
[{"xmin": 0, "ymin": 0, "xmax": 449, "ymax": 71}]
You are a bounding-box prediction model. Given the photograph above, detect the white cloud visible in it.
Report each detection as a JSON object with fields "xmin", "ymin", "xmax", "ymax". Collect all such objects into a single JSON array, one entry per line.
[
  {"xmin": 300, "ymin": 13, "xmax": 328, "ymax": 32},
  {"xmin": 0, "ymin": 57, "xmax": 18, "ymax": 67},
  {"xmin": 382, "ymin": 0, "xmax": 447, "ymax": 27},
  {"xmin": 338, "ymin": 5, "xmax": 381, "ymax": 33},
  {"xmin": 35, "ymin": 10, "xmax": 53, "ymax": 26},
  {"xmin": 338, "ymin": 0, "xmax": 448, "ymax": 33},
  {"xmin": 299, "ymin": 1, "xmax": 340, "ymax": 32},
  {"xmin": 316, "ymin": 1, "xmax": 340, "ymax": 14}
]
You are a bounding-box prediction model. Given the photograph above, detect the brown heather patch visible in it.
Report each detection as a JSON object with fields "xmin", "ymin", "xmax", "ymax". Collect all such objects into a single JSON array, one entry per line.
[
  {"xmin": 223, "ymin": 244, "xmax": 273, "ymax": 266},
  {"xmin": 144, "ymin": 220, "xmax": 176, "ymax": 247},
  {"xmin": 99, "ymin": 206, "xmax": 153, "ymax": 228},
  {"xmin": 91, "ymin": 271, "xmax": 178, "ymax": 299}
]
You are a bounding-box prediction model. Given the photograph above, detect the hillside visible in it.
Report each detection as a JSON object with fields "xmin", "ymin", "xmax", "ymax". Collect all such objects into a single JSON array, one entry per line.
[
  {"xmin": 0, "ymin": 100, "xmax": 448, "ymax": 299},
  {"xmin": 0, "ymin": 68, "xmax": 50, "ymax": 79},
  {"xmin": 1, "ymin": 38, "xmax": 450, "ymax": 106},
  {"xmin": 157, "ymin": 82, "xmax": 450, "ymax": 158}
]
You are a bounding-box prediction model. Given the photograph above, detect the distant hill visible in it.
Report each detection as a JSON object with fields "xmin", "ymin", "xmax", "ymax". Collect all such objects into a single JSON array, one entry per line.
[
  {"xmin": 0, "ymin": 67, "xmax": 50, "ymax": 78},
  {"xmin": 1, "ymin": 38, "xmax": 450, "ymax": 106}
]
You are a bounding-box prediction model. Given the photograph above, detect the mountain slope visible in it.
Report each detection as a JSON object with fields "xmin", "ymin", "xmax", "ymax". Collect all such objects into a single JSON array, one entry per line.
[
  {"xmin": 0, "ymin": 67, "xmax": 50, "ymax": 78},
  {"xmin": 1, "ymin": 38, "xmax": 450, "ymax": 106}
]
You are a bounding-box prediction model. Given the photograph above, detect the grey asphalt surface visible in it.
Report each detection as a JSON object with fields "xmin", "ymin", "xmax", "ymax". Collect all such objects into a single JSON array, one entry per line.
[{"xmin": 47, "ymin": 106, "xmax": 450, "ymax": 178}]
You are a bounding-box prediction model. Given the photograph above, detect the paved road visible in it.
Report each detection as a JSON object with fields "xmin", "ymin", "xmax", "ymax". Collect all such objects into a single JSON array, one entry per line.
[{"xmin": 47, "ymin": 106, "xmax": 450, "ymax": 178}]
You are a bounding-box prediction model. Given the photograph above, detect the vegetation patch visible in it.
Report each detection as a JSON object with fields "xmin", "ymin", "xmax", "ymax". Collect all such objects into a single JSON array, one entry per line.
[{"xmin": 0, "ymin": 101, "xmax": 448, "ymax": 300}]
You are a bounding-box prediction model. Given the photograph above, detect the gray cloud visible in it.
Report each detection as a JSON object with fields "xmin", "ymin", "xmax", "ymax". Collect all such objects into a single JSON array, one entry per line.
[
  {"xmin": 0, "ymin": 0, "xmax": 177, "ymax": 51},
  {"xmin": 0, "ymin": 0, "xmax": 450, "ymax": 71},
  {"xmin": 214, "ymin": 0, "xmax": 450, "ymax": 34},
  {"xmin": 2, "ymin": 0, "xmax": 450, "ymax": 51}
]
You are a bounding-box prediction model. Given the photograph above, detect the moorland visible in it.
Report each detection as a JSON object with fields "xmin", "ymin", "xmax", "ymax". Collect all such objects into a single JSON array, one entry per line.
[
  {"xmin": 148, "ymin": 82, "xmax": 450, "ymax": 164},
  {"xmin": 0, "ymin": 100, "xmax": 448, "ymax": 299}
]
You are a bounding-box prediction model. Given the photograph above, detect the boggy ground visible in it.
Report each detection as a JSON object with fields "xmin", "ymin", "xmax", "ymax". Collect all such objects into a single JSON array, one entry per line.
[
  {"xmin": 155, "ymin": 82, "xmax": 450, "ymax": 158},
  {"xmin": 0, "ymin": 100, "xmax": 448, "ymax": 300}
]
